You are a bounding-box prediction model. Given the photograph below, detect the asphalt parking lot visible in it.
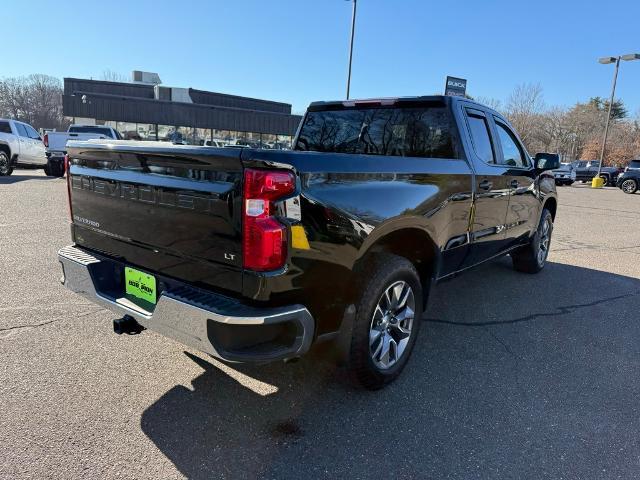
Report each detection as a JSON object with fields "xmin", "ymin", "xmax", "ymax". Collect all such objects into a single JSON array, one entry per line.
[{"xmin": 1, "ymin": 170, "xmax": 639, "ymax": 479}]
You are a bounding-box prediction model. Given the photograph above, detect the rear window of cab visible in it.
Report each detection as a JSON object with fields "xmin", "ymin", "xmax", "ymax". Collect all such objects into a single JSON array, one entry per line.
[{"xmin": 295, "ymin": 106, "xmax": 457, "ymax": 159}]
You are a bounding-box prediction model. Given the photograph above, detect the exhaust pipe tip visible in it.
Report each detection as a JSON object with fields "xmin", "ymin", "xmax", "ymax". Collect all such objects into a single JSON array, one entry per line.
[{"xmin": 113, "ymin": 315, "xmax": 144, "ymax": 335}]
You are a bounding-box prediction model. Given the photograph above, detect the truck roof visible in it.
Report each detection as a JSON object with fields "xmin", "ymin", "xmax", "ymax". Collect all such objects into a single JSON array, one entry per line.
[{"xmin": 308, "ymin": 95, "xmax": 496, "ymax": 113}]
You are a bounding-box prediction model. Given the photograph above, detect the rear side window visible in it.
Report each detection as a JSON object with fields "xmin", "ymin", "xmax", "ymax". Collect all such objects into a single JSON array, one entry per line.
[
  {"xmin": 628, "ymin": 160, "xmax": 640, "ymax": 169},
  {"xmin": 0, "ymin": 121, "xmax": 11, "ymax": 134},
  {"xmin": 465, "ymin": 112, "xmax": 495, "ymax": 164},
  {"xmin": 296, "ymin": 106, "xmax": 457, "ymax": 158},
  {"xmin": 15, "ymin": 123, "xmax": 29, "ymax": 137}
]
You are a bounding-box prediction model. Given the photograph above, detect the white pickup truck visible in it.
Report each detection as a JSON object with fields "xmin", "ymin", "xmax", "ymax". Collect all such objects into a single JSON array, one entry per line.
[
  {"xmin": 0, "ymin": 118, "xmax": 48, "ymax": 176},
  {"xmin": 44, "ymin": 125, "xmax": 122, "ymax": 176}
]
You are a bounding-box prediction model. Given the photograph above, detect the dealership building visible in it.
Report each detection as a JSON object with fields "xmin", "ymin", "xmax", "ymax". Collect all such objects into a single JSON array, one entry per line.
[{"xmin": 62, "ymin": 71, "xmax": 302, "ymax": 149}]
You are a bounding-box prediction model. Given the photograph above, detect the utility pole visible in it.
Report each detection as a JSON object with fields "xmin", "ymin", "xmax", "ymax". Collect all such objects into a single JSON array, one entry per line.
[
  {"xmin": 596, "ymin": 56, "xmax": 620, "ymax": 182},
  {"xmin": 595, "ymin": 53, "xmax": 639, "ymax": 187},
  {"xmin": 346, "ymin": 0, "xmax": 357, "ymax": 99}
]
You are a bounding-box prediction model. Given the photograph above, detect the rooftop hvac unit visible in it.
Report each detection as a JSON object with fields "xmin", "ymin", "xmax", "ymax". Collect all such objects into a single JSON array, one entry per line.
[
  {"xmin": 153, "ymin": 85, "xmax": 193, "ymax": 103},
  {"xmin": 154, "ymin": 85, "xmax": 171, "ymax": 101},
  {"xmin": 132, "ymin": 71, "xmax": 162, "ymax": 85}
]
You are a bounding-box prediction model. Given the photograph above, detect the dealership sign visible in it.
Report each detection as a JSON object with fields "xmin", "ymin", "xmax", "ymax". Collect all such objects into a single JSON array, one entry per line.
[{"xmin": 445, "ymin": 76, "xmax": 467, "ymax": 97}]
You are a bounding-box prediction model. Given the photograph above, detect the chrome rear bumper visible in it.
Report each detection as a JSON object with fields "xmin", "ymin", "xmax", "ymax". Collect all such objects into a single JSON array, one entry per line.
[{"xmin": 58, "ymin": 245, "xmax": 314, "ymax": 362}]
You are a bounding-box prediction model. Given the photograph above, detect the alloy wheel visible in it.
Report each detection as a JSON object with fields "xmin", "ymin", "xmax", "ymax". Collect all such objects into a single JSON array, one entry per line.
[
  {"xmin": 369, "ymin": 280, "xmax": 415, "ymax": 370},
  {"xmin": 537, "ymin": 216, "xmax": 552, "ymax": 266},
  {"xmin": 0, "ymin": 154, "xmax": 9, "ymax": 175},
  {"xmin": 622, "ymin": 179, "xmax": 637, "ymax": 194}
]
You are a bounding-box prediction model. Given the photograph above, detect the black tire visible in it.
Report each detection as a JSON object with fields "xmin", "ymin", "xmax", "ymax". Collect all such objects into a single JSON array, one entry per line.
[
  {"xmin": 600, "ymin": 174, "xmax": 610, "ymax": 186},
  {"xmin": 45, "ymin": 158, "xmax": 65, "ymax": 177},
  {"xmin": 621, "ymin": 178, "xmax": 638, "ymax": 194},
  {"xmin": 348, "ymin": 253, "xmax": 424, "ymax": 390},
  {"xmin": 511, "ymin": 208, "xmax": 553, "ymax": 274},
  {"xmin": 0, "ymin": 151, "xmax": 13, "ymax": 176}
]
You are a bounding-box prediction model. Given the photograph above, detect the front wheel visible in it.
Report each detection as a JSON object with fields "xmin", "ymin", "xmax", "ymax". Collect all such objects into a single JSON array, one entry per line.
[
  {"xmin": 621, "ymin": 179, "xmax": 638, "ymax": 194},
  {"xmin": 0, "ymin": 151, "xmax": 13, "ymax": 176},
  {"xmin": 511, "ymin": 208, "xmax": 553, "ymax": 274},
  {"xmin": 348, "ymin": 254, "xmax": 423, "ymax": 390}
]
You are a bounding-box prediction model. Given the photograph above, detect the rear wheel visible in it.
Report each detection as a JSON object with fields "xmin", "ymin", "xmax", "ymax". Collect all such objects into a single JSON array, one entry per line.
[
  {"xmin": 621, "ymin": 178, "xmax": 638, "ymax": 194},
  {"xmin": 600, "ymin": 174, "xmax": 610, "ymax": 186},
  {"xmin": 45, "ymin": 158, "xmax": 65, "ymax": 177},
  {"xmin": 348, "ymin": 254, "xmax": 423, "ymax": 390},
  {"xmin": 0, "ymin": 151, "xmax": 13, "ymax": 176},
  {"xmin": 511, "ymin": 208, "xmax": 553, "ymax": 274}
]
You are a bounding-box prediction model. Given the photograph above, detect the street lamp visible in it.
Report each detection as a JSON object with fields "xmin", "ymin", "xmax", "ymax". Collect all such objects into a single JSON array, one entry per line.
[
  {"xmin": 346, "ymin": 0, "xmax": 357, "ymax": 99},
  {"xmin": 594, "ymin": 53, "xmax": 640, "ymax": 186}
]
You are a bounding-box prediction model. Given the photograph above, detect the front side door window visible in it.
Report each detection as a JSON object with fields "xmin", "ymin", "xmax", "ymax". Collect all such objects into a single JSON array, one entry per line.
[
  {"xmin": 494, "ymin": 121, "xmax": 528, "ymax": 168},
  {"xmin": 25, "ymin": 125, "xmax": 41, "ymax": 142}
]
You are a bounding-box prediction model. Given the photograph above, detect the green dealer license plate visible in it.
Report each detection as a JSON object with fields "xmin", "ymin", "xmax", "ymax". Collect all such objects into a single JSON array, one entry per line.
[{"xmin": 124, "ymin": 267, "xmax": 157, "ymax": 305}]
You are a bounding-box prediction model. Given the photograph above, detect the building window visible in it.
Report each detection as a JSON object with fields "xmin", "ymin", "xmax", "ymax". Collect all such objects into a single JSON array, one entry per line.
[
  {"xmin": 276, "ymin": 135, "xmax": 292, "ymax": 150},
  {"xmin": 117, "ymin": 122, "xmax": 140, "ymax": 140},
  {"xmin": 262, "ymin": 133, "xmax": 276, "ymax": 149},
  {"xmin": 194, "ymin": 128, "xmax": 210, "ymax": 146},
  {"xmin": 138, "ymin": 124, "xmax": 157, "ymax": 141}
]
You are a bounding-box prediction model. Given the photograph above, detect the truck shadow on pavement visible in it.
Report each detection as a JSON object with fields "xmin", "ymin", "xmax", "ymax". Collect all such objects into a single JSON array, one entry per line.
[
  {"xmin": 141, "ymin": 258, "xmax": 640, "ymax": 479},
  {"xmin": 0, "ymin": 174, "xmax": 59, "ymax": 184}
]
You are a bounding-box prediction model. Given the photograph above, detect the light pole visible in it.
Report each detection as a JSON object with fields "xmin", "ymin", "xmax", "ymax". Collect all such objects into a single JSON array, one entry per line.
[
  {"xmin": 595, "ymin": 53, "xmax": 640, "ymax": 185},
  {"xmin": 346, "ymin": 0, "xmax": 357, "ymax": 99}
]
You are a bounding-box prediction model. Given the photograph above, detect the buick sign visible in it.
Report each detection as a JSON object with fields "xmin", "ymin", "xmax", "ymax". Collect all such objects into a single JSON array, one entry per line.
[{"xmin": 445, "ymin": 76, "xmax": 467, "ymax": 97}]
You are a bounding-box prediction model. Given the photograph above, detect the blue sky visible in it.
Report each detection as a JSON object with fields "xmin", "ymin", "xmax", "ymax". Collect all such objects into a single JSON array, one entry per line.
[{"xmin": 5, "ymin": 0, "xmax": 640, "ymax": 115}]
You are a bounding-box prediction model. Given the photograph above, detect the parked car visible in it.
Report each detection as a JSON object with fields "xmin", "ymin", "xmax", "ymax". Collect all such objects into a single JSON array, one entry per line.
[
  {"xmin": 0, "ymin": 118, "xmax": 47, "ymax": 176},
  {"xmin": 552, "ymin": 161, "xmax": 574, "ymax": 186},
  {"xmin": 203, "ymin": 139, "xmax": 227, "ymax": 148},
  {"xmin": 616, "ymin": 170, "xmax": 639, "ymax": 194},
  {"xmin": 572, "ymin": 160, "xmax": 622, "ymax": 186},
  {"xmin": 44, "ymin": 125, "xmax": 122, "ymax": 176},
  {"xmin": 58, "ymin": 95, "xmax": 559, "ymax": 389}
]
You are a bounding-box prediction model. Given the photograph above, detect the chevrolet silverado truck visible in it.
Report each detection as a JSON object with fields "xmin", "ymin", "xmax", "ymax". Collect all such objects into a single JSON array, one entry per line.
[
  {"xmin": 58, "ymin": 96, "xmax": 559, "ymax": 389},
  {"xmin": 0, "ymin": 118, "xmax": 47, "ymax": 175},
  {"xmin": 44, "ymin": 125, "xmax": 122, "ymax": 177}
]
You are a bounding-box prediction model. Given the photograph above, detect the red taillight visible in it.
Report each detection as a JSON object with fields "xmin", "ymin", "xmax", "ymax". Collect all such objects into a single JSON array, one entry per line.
[
  {"xmin": 243, "ymin": 169, "xmax": 295, "ymax": 271},
  {"xmin": 64, "ymin": 155, "xmax": 73, "ymax": 220},
  {"xmin": 43, "ymin": 133, "xmax": 48, "ymax": 148}
]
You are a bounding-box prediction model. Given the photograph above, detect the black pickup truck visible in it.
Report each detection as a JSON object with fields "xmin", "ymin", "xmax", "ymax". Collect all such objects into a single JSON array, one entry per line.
[
  {"xmin": 572, "ymin": 160, "xmax": 622, "ymax": 186},
  {"xmin": 58, "ymin": 96, "xmax": 559, "ymax": 389}
]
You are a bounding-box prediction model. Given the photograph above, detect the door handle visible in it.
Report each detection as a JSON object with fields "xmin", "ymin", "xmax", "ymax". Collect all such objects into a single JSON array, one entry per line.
[
  {"xmin": 479, "ymin": 179, "xmax": 493, "ymax": 191},
  {"xmin": 510, "ymin": 180, "xmax": 519, "ymax": 188}
]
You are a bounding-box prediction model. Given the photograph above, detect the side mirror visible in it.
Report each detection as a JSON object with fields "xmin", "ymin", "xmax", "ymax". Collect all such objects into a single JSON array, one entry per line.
[{"xmin": 534, "ymin": 152, "xmax": 560, "ymax": 171}]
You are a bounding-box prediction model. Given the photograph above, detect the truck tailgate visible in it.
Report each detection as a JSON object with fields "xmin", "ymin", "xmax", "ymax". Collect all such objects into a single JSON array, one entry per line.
[{"xmin": 66, "ymin": 142, "xmax": 244, "ymax": 295}]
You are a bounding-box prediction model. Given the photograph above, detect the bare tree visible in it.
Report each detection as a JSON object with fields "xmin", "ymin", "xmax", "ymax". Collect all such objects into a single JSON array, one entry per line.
[
  {"xmin": 475, "ymin": 96, "xmax": 502, "ymax": 112},
  {"xmin": 504, "ymin": 83, "xmax": 544, "ymax": 145},
  {"xmin": 0, "ymin": 74, "xmax": 68, "ymax": 130},
  {"xmin": 100, "ymin": 70, "xmax": 128, "ymax": 82}
]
